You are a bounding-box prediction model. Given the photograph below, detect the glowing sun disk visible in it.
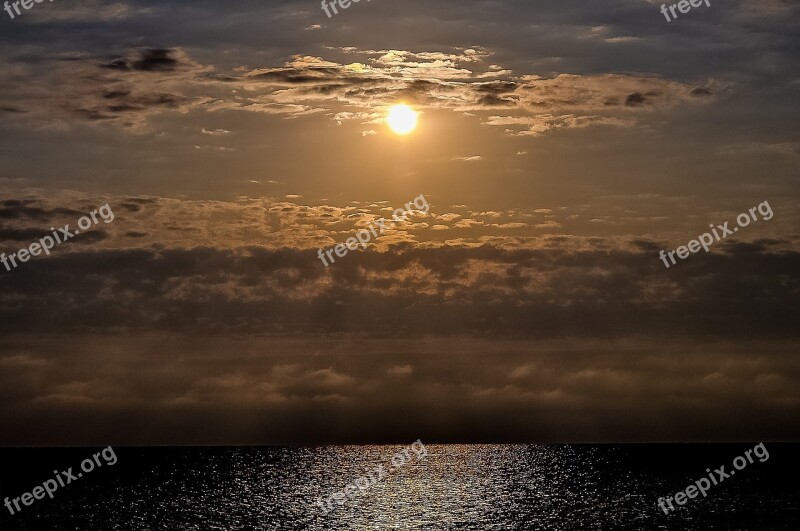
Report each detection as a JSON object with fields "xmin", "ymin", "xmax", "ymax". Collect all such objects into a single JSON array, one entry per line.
[{"xmin": 386, "ymin": 104, "xmax": 419, "ymax": 135}]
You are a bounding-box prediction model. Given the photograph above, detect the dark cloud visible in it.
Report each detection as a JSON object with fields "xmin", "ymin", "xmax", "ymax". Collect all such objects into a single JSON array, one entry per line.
[
  {"xmin": 132, "ymin": 48, "xmax": 180, "ymax": 72},
  {"xmin": 625, "ymin": 92, "xmax": 646, "ymax": 107},
  {"xmin": 74, "ymin": 230, "xmax": 110, "ymax": 244},
  {"xmin": 630, "ymin": 239, "xmax": 661, "ymax": 252},
  {"xmin": 0, "ymin": 202, "xmax": 82, "ymax": 221},
  {"xmin": 103, "ymin": 89, "xmax": 131, "ymax": 99},
  {"xmin": 0, "ymin": 228, "xmax": 50, "ymax": 241},
  {"xmin": 0, "ymin": 204, "xmax": 49, "ymax": 220},
  {"xmin": 0, "ymin": 47, "xmax": 211, "ymax": 129},
  {"xmin": 101, "ymin": 58, "xmax": 132, "ymax": 71},
  {"xmin": 101, "ymin": 48, "xmax": 184, "ymax": 72},
  {"xmin": 0, "ymin": 239, "xmax": 798, "ymax": 340},
  {"xmin": 474, "ymin": 81, "xmax": 519, "ymax": 95},
  {"xmin": 0, "ymin": 334, "xmax": 797, "ymax": 445},
  {"xmin": 477, "ymin": 94, "xmax": 517, "ymax": 107},
  {"xmin": 691, "ymin": 87, "xmax": 713, "ymax": 97}
]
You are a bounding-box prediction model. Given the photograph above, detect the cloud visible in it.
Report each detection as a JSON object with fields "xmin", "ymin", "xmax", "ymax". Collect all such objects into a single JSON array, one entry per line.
[
  {"xmin": 387, "ymin": 364, "xmax": 414, "ymax": 376},
  {"xmin": 717, "ymin": 142, "xmax": 800, "ymax": 158},
  {"xmin": 0, "ymin": 46, "xmax": 720, "ymax": 136},
  {"xmin": 483, "ymin": 114, "xmax": 637, "ymax": 136},
  {"xmin": 732, "ymin": 0, "xmax": 798, "ymax": 20},
  {"xmin": 492, "ymin": 222, "xmax": 527, "ymax": 229},
  {"xmin": 193, "ymin": 145, "xmax": 236, "ymax": 152},
  {"xmin": 0, "ymin": 190, "xmax": 797, "ymax": 342},
  {"xmin": 0, "ymin": 48, "xmax": 212, "ymax": 130},
  {"xmin": 201, "ymin": 128, "xmax": 231, "ymax": 136},
  {"xmin": 1, "ymin": 334, "xmax": 798, "ymax": 444},
  {"xmin": 26, "ymin": 0, "xmax": 138, "ymax": 23}
]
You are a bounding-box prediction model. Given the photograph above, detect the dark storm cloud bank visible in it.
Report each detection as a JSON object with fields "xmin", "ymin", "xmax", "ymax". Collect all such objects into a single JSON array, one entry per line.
[
  {"xmin": 1, "ymin": 243, "xmax": 799, "ymax": 339},
  {"xmin": 0, "ymin": 335, "xmax": 798, "ymax": 445}
]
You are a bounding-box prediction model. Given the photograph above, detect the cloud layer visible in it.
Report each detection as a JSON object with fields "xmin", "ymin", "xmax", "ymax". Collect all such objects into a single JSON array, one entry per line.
[
  {"xmin": 0, "ymin": 47, "xmax": 718, "ymax": 135},
  {"xmin": 0, "ymin": 0, "xmax": 798, "ymax": 445}
]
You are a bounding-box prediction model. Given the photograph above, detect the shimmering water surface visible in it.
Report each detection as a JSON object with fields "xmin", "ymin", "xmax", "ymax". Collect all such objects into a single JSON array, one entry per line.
[{"xmin": 0, "ymin": 444, "xmax": 798, "ymax": 530}]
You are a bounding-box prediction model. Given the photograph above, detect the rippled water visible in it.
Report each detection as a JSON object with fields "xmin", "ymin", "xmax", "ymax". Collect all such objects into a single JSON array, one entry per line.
[{"xmin": 1, "ymin": 444, "xmax": 798, "ymax": 530}]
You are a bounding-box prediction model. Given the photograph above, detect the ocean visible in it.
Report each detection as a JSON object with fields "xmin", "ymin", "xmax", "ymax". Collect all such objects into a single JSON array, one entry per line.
[{"xmin": 0, "ymin": 444, "xmax": 798, "ymax": 530}]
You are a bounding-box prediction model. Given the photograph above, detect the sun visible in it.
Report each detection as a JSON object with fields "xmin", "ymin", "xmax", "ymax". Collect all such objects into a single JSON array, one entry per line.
[{"xmin": 386, "ymin": 104, "xmax": 419, "ymax": 135}]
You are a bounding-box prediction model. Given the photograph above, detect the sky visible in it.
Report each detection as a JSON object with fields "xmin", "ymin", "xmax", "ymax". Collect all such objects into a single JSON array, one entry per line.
[{"xmin": 0, "ymin": 0, "xmax": 798, "ymax": 445}]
